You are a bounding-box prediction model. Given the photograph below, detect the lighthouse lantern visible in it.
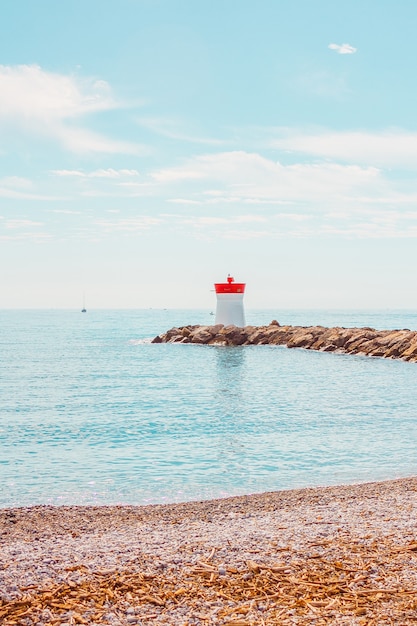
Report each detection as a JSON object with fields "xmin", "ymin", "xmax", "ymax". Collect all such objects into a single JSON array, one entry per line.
[{"xmin": 214, "ymin": 274, "xmax": 246, "ymax": 327}]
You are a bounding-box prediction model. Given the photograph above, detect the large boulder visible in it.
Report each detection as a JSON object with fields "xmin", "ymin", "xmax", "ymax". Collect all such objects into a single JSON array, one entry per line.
[
  {"xmin": 286, "ymin": 331, "xmax": 315, "ymax": 349},
  {"xmin": 189, "ymin": 326, "xmax": 216, "ymax": 344},
  {"xmin": 218, "ymin": 325, "xmax": 249, "ymax": 346}
]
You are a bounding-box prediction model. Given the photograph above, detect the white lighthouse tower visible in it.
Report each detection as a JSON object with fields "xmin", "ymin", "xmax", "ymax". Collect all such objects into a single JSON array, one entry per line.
[{"xmin": 214, "ymin": 275, "xmax": 246, "ymax": 327}]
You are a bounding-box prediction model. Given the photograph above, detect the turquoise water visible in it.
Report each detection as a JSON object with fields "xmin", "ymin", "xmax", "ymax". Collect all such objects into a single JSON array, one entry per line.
[{"xmin": 1, "ymin": 309, "xmax": 417, "ymax": 508}]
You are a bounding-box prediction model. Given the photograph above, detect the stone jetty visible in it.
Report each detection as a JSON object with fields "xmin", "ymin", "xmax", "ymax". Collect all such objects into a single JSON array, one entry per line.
[{"xmin": 152, "ymin": 320, "xmax": 417, "ymax": 362}]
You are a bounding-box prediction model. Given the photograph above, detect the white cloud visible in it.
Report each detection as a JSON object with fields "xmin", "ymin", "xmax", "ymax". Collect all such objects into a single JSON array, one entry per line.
[
  {"xmin": 79, "ymin": 182, "xmax": 154, "ymax": 198},
  {"xmin": 48, "ymin": 168, "xmax": 148, "ymax": 199},
  {"xmin": 50, "ymin": 170, "xmax": 86, "ymax": 178},
  {"xmin": 0, "ymin": 65, "xmax": 114, "ymax": 118},
  {"xmin": 218, "ymin": 229, "xmax": 269, "ymax": 240},
  {"xmin": 182, "ymin": 215, "xmax": 266, "ymax": 226},
  {"xmin": 275, "ymin": 213, "xmax": 312, "ymax": 222},
  {"xmin": 0, "ymin": 64, "xmax": 141, "ymax": 154},
  {"xmin": 168, "ymin": 198, "xmax": 202, "ymax": 205},
  {"xmin": 0, "ymin": 176, "xmax": 33, "ymax": 189},
  {"xmin": 144, "ymin": 148, "xmax": 417, "ymax": 237},
  {"xmin": 0, "ymin": 218, "xmax": 50, "ymax": 241},
  {"xmin": 0, "ymin": 186, "xmax": 53, "ymax": 200},
  {"xmin": 5, "ymin": 219, "xmax": 42, "ymax": 229},
  {"xmin": 320, "ymin": 223, "xmax": 417, "ymax": 239},
  {"xmin": 151, "ymin": 151, "xmax": 383, "ymax": 206},
  {"xmin": 0, "ymin": 232, "xmax": 51, "ymax": 241},
  {"xmin": 91, "ymin": 169, "xmax": 140, "ymax": 178},
  {"xmin": 270, "ymin": 128, "xmax": 417, "ymax": 169},
  {"xmin": 328, "ymin": 43, "xmax": 357, "ymax": 55},
  {"xmin": 53, "ymin": 125, "xmax": 140, "ymax": 155},
  {"xmin": 0, "ymin": 175, "xmax": 60, "ymax": 200},
  {"xmin": 51, "ymin": 168, "xmax": 140, "ymax": 178},
  {"xmin": 94, "ymin": 216, "xmax": 162, "ymax": 233}
]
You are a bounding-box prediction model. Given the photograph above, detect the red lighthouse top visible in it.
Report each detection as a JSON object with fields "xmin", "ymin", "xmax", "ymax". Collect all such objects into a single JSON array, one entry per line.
[{"xmin": 214, "ymin": 275, "xmax": 246, "ymax": 294}]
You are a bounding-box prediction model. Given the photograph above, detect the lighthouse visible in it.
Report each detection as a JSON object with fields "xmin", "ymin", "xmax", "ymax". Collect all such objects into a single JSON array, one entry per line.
[{"xmin": 214, "ymin": 275, "xmax": 246, "ymax": 327}]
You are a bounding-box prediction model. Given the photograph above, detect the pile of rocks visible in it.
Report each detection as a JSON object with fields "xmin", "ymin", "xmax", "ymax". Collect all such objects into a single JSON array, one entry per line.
[{"xmin": 152, "ymin": 320, "xmax": 417, "ymax": 362}]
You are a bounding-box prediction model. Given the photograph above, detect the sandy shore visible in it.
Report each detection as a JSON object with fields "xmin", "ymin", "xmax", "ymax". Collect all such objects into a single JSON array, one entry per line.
[{"xmin": 2, "ymin": 478, "xmax": 417, "ymax": 625}]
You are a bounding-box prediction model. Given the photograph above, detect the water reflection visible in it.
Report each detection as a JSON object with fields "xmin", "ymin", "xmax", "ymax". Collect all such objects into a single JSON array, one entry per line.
[
  {"xmin": 212, "ymin": 346, "xmax": 249, "ymax": 476},
  {"xmin": 213, "ymin": 345, "xmax": 246, "ymax": 397}
]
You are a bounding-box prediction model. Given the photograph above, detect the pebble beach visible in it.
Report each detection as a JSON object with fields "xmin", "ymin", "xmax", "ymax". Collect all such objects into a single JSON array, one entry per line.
[{"xmin": 2, "ymin": 478, "xmax": 417, "ymax": 625}]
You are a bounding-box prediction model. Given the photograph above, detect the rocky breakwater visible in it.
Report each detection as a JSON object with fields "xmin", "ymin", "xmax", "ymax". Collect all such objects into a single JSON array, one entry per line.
[{"xmin": 152, "ymin": 320, "xmax": 417, "ymax": 362}]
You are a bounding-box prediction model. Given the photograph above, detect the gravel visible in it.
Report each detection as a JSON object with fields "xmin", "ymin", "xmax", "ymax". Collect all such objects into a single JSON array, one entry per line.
[{"xmin": 2, "ymin": 478, "xmax": 417, "ymax": 624}]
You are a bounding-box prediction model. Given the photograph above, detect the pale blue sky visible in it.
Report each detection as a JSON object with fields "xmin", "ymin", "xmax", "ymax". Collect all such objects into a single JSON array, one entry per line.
[{"xmin": 1, "ymin": 0, "xmax": 417, "ymax": 309}]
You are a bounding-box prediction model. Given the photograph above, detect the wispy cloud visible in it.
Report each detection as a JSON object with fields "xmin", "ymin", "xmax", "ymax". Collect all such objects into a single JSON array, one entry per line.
[
  {"xmin": 1, "ymin": 176, "xmax": 33, "ymax": 189},
  {"xmin": 167, "ymin": 198, "xmax": 202, "ymax": 205},
  {"xmin": 167, "ymin": 212, "xmax": 315, "ymax": 241},
  {"xmin": 328, "ymin": 43, "xmax": 357, "ymax": 55},
  {"xmin": 0, "ymin": 218, "xmax": 50, "ymax": 241},
  {"xmin": 51, "ymin": 168, "xmax": 140, "ymax": 178},
  {"xmin": 151, "ymin": 151, "xmax": 383, "ymax": 206},
  {"xmin": 4, "ymin": 219, "xmax": 42, "ymax": 229},
  {"xmin": 0, "ymin": 232, "xmax": 51, "ymax": 241},
  {"xmin": 181, "ymin": 215, "xmax": 266, "ymax": 226},
  {"xmin": 0, "ymin": 64, "xmax": 142, "ymax": 154},
  {"xmin": 136, "ymin": 117, "xmax": 225, "ymax": 146},
  {"xmin": 94, "ymin": 216, "xmax": 162, "ymax": 233},
  {"xmin": 270, "ymin": 128, "xmax": 417, "ymax": 169},
  {"xmin": 55, "ymin": 126, "xmax": 140, "ymax": 154},
  {"xmin": 0, "ymin": 176, "xmax": 55, "ymax": 200},
  {"xmin": 0, "ymin": 64, "xmax": 114, "ymax": 118},
  {"xmin": 140, "ymin": 148, "xmax": 417, "ymax": 238},
  {"xmin": 48, "ymin": 168, "xmax": 151, "ymax": 199}
]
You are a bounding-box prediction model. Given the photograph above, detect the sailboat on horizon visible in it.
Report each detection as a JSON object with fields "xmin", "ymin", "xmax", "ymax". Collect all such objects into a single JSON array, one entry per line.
[{"xmin": 81, "ymin": 293, "xmax": 87, "ymax": 313}]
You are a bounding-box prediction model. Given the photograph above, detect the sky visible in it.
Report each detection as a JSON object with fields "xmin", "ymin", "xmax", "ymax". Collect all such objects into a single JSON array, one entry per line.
[{"xmin": 1, "ymin": 0, "xmax": 417, "ymax": 309}]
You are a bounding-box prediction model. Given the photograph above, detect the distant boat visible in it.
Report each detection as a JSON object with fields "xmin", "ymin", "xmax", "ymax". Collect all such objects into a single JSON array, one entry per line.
[{"xmin": 81, "ymin": 294, "xmax": 87, "ymax": 313}]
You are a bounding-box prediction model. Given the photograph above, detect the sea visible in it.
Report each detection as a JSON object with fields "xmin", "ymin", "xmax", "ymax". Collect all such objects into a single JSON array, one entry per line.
[{"xmin": 1, "ymin": 308, "xmax": 417, "ymax": 509}]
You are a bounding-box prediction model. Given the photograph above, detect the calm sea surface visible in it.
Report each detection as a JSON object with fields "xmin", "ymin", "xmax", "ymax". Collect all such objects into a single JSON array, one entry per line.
[{"xmin": 1, "ymin": 309, "xmax": 417, "ymax": 508}]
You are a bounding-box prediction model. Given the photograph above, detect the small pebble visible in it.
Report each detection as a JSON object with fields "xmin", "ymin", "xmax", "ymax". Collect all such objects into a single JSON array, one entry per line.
[{"xmin": 2, "ymin": 478, "xmax": 417, "ymax": 625}]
